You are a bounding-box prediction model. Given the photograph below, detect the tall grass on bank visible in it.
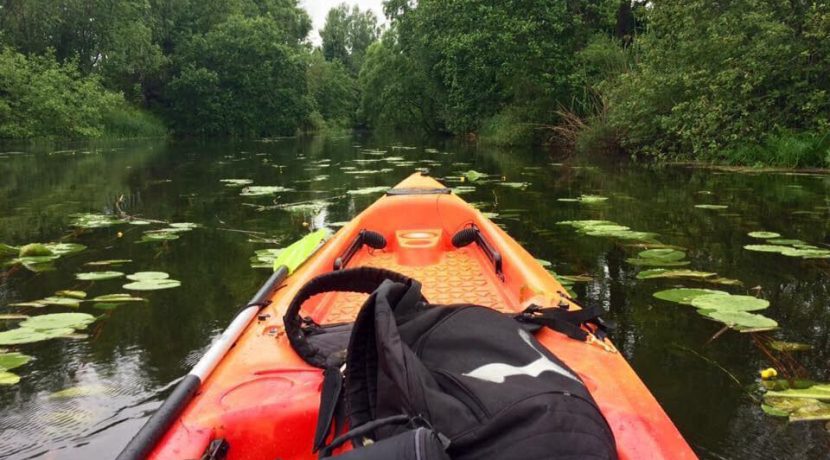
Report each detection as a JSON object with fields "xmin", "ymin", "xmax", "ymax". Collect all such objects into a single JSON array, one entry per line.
[
  {"xmin": 706, "ymin": 133, "xmax": 830, "ymax": 169},
  {"xmin": 102, "ymin": 105, "xmax": 167, "ymax": 139}
]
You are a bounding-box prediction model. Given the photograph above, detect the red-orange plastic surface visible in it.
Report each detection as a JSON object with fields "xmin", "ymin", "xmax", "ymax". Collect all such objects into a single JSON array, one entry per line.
[{"xmin": 148, "ymin": 173, "xmax": 697, "ymax": 460}]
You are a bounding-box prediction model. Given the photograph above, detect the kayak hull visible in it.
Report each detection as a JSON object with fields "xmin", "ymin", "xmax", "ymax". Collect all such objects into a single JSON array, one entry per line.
[{"xmin": 146, "ymin": 173, "xmax": 696, "ymax": 460}]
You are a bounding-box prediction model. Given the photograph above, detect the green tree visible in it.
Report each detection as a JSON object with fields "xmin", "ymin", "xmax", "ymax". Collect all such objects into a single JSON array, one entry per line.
[
  {"xmin": 0, "ymin": 47, "xmax": 124, "ymax": 138},
  {"xmin": 166, "ymin": 15, "xmax": 310, "ymax": 136},
  {"xmin": 320, "ymin": 3, "xmax": 380, "ymax": 74},
  {"xmin": 306, "ymin": 50, "xmax": 358, "ymax": 128},
  {"xmin": 604, "ymin": 0, "xmax": 830, "ymax": 159}
]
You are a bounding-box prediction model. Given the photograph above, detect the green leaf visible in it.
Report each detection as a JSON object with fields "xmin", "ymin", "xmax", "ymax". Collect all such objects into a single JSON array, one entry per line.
[
  {"xmin": 638, "ymin": 249, "xmax": 686, "ymax": 261},
  {"xmin": 768, "ymin": 341, "xmax": 813, "ymax": 352},
  {"xmin": 690, "ymin": 294, "xmax": 770, "ymax": 312},
  {"xmin": 123, "ymin": 279, "xmax": 181, "ymax": 291},
  {"xmin": 55, "ymin": 290, "xmax": 86, "ymax": 299},
  {"xmin": 273, "ymin": 229, "xmax": 330, "ymax": 274},
  {"xmin": 42, "ymin": 243, "xmax": 86, "ymax": 255},
  {"xmin": 766, "ymin": 387, "xmax": 830, "ymax": 401},
  {"xmin": 694, "ymin": 204, "xmax": 728, "ymax": 210},
  {"xmin": 240, "ymin": 185, "xmax": 293, "ymax": 196},
  {"xmin": 49, "ymin": 384, "xmax": 109, "ymax": 399},
  {"xmin": 18, "ymin": 243, "xmax": 53, "ymax": 257},
  {"xmin": 0, "ymin": 371, "xmax": 20, "ymax": 385},
  {"xmin": 0, "ymin": 328, "xmax": 51, "ymax": 345},
  {"xmin": 39, "ymin": 297, "xmax": 81, "ymax": 308},
  {"xmin": 748, "ymin": 231, "xmax": 781, "ymax": 239},
  {"xmin": 20, "ymin": 313, "xmax": 96, "ymax": 331},
  {"xmin": 85, "ymin": 259, "xmax": 132, "ymax": 267},
  {"xmin": 70, "ymin": 213, "xmax": 124, "ymax": 229},
  {"xmin": 92, "ymin": 294, "xmax": 146, "ymax": 303},
  {"xmin": 220, "ymin": 179, "xmax": 254, "ymax": 187},
  {"xmin": 0, "ymin": 243, "xmax": 19, "ymax": 258},
  {"xmin": 626, "ymin": 258, "xmax": 690, "ymax": 267},
  {"xmin": 76, "ymin": 271, "xmax": 124, "ymax": 281},
  {"xmin": 698, "ymin": 310, "xmax": 778, "ymax": 331},
  {"xmin": 636, "ymin": 269, "xmax": 717, "ymax": 280},
  {"xmin": 463, "ymin": 170, "xmax": 486, "ymax": 182},
  {"xmin": 653, "ymin": 288, "xmax": 728, "ymax": 305},
  {"xmin": 744, "ymin": 244, "xmax": 797, "ymax": 253},
  {"xmin": 126, "ymin": 271, "xmax": 170, "ymax": 281},
  {"xmin": 0, "ymin": 314, "xmax": 30, "ymax": 320},
  {"xmin": 0, "ymin": 352, "xmax": 32, "ymax": 371}
]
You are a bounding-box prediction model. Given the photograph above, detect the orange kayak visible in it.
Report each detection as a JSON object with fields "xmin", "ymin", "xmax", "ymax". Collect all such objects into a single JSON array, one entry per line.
[{"xmin": 123, "ymin": 173, "xmax": 696, "ymax": 459}]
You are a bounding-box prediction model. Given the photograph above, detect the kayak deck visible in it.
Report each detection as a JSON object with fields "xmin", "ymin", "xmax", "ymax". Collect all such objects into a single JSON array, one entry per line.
[
  {"xmin": 147, "ymin": 173, "xmax": 697, "ymax": 460},
  {"xmin": 312, "ymin": 248, "xmax": 513, "ymax": 325}
]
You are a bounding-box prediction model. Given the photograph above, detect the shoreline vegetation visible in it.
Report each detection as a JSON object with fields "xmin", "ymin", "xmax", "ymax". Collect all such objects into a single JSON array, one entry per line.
[{"xmin": 1, "ymin": 1, "xmax": 828, "ymax": 168}]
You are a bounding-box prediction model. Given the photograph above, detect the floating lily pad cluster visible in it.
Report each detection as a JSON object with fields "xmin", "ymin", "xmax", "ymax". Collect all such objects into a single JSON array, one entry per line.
[
  {"xmin": 762, "ymin": 382, "xmax": 830, "ymax": 422},
  {"xmin": 557, "ymin": 195, "xmax": 608, "ymax": 204},
  {"xmin": 652, "ymin": 289, "xmax": 777, "ymax": 331},
  {"xmin": 627, "ymin": 248, "xmax": 689, "ymax": 267},
  {"xmin": 123, "ymin": 272, "xmax": 181, "ymax": 291},
  {"xmin": 0, "ymin": 242, "xmax": 87, "ymax": 272},
  {"xmin": 557, "ymin": 220, "xmax": 659, "ymax": 242},
  {"xmin": 744, "ymin": 231, "xmax": 830, "ymax": 259},
  {"xmin": 139, "ymin": 222, "xmax": 200, "ymax": 243},
  {"xmin": 70, "ymin": 213, "xmax": 124, "ymax": 229},
  {"xmin": 0, "ymin": 313, "xmax": 96, "ymax": 347}
]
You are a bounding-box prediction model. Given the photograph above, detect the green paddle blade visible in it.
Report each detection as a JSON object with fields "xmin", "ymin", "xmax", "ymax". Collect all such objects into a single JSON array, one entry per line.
[{"xmin": 274, "ymin": 229, "xmax": 330, "ymax": 274}]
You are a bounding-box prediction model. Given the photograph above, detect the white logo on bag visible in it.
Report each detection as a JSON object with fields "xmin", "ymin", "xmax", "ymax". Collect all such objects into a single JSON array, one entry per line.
[{"xmin": 463, "ymin": 329, "xmax": 580, "ymax": 384}]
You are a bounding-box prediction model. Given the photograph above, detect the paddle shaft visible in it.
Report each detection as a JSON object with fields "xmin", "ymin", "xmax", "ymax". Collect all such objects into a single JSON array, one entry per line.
[{"xmin": 117, "ymin": 266, "xmax": 289, "ymax": 460}]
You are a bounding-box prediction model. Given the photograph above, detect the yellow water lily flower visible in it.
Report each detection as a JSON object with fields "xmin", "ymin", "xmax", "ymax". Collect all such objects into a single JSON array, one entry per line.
[{"xmin": 760, "ymin": 368, "xmax": 778, "ymax": 380}]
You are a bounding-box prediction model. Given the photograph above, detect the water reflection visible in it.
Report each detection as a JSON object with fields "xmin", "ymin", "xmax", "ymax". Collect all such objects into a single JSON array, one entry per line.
[{"xmin": 0, "ymin": 135, "xmax": 828, "ymax": 459}]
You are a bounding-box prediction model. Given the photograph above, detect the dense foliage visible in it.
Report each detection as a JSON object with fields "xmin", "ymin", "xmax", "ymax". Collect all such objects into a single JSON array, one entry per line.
[
  {"xmin": 602, "ymin": 0, "xmax": 830, "ymax": 165},
  {"xmin": 0, "ymin": 0, "xmax": 828, "ymax": 166}
]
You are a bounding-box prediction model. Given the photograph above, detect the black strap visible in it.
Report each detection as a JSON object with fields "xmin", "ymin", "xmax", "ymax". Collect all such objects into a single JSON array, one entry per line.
[
  {"xmin": 314, "ymin": 365, "xmax": 344, "ymax": 452},
  {"xmin": 517, "ymin": 303, "xmax": 612, "ymax": 342},
  {"xmin": 318, "ymin": 415, "xmax": 413, "ymax": 458},
  {"xmin": 284, "ymin": 267, "xmax": 422, "ymax": 369}
]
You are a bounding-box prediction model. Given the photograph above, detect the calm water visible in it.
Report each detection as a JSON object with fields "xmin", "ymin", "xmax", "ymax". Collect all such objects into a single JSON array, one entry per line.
[{"xmin": 0, "ymin": 135, "xmax": 828, "ymax": 459}]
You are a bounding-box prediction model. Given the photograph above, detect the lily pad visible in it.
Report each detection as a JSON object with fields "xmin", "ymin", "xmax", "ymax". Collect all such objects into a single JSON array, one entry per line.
[
  {"xmin": 42, "ymin": 243, "xmax": 86, "ymax": 255},
  {"xmin": 76, "ymin": 271, "xmax": 124, "ymax": 281},
  {"xmin": 0, "ymin": 243, "xmax": 18, "ymax": 258},
  {"xmin": 637, "ymin": 269, "xmax": 717, "ymax": 280},
  {"xmin": 0, "ymin": 314, "xmax": 30, "ymax": 320},
  {"xmin": 0, "ymin": 352, "xmax": 32, "ymax": 370},
  {"xmin": 7, "ymin": 302, "xmax": 47, "ymax": 308},
  {"xmin": 126, "ymin": 271, "xmax": 170, "ymax": 281},
  {"xmin": 18, "ymin": 243, "xmax": 53, "ymax": 257},
  {"xmin": 0, "ymin": 328, "xmax": 51, "ymax": 345},
  {"xmin": 169, "ymin": 222, "xmax": 200, "ymax": 230},
  {"xmin": 240, "ymin": 185, "xmax": 293, "ymax": 196},
  {"xmin": 55, "ymin": 290, "xmax": 86, "ymax": 299},
  {"xmin": 39, "ymin": 297, "xmax": 81, "ymax": 308},
  {"xmin": 691, "ymin": 294, "xmax": 770, "ymax": 312},
  {"xmin": 781, "ymin": 247, "xmax": 830, "ymax": 259},
  {"xmin": 347, "ymin": 186, "xmax": 389, "ymax": 196},
  {"xmin": 699, "ymin": 309, "xmax": 778, "ymax": 331},
  {"xmin": 123, "ymin": 279, "xmax": 181, "ymax": 291},
  {"xmin": 499, "ymin": 182, "xmax": 529, "ymax": 189},
  {"xmin": 85, "ymin": 259, "xmax": 132, "ymax": 267},
  {"xmin": 70, "ymin": 213, "xmax": 124, "ymax": 228},
  {"xmin": 463, "ymin": 170, "xmax": 487, "ymax": 182},
  {"xmin": 220, "ymin": 179, "xmax": 254, "ymax": 187},
  {"xmin": 768, "ymin": 341, "xmax": 813, "ymax": 352},
  {"xmin": 767, "ymin": 239, "xmax": 805, "ymax": 246},
  {"xmin": 0, "ymin": 371, "xmax": 20, "ymax": 385},
  {"xmin": 452, "ymin": 186, "xmax": 476, "ymax": 195},
  {"xmin": 638, "ymin": 249, "xmax": 687, "ymax": 261},
  {"xmin": 49, "ymin": 384, "xmax": 109, "ymax": 399},
  {"xmin": 20, "ymin": 313, "xmax": 96, "ymax": 331},
  {"xmin": 653, "ymin": 288, "xmax": 728, "ymax": 305},
  {"xmin": 749, "ymin": 231, "xmax": 781, "ymax": 239},
  {"xmin": 557, "ymin": 195, "xmax": 608, "ymax": 204},
  {"xmin": 92, "ymin": 294, "xmax": 146, "ymax": 303},
  {"xmin": 139, "ymin": 231, "xmax": 180, "ymax": 242},
  {"xmin": 694, "ymin": 204, "xmax": 729, "ymax": 210}
]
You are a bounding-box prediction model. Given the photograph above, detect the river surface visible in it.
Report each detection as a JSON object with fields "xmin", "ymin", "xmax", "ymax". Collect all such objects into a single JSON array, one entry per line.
[{"xmin": 0, "ymin": 135, "xmax": 828, "ymax": 459}]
